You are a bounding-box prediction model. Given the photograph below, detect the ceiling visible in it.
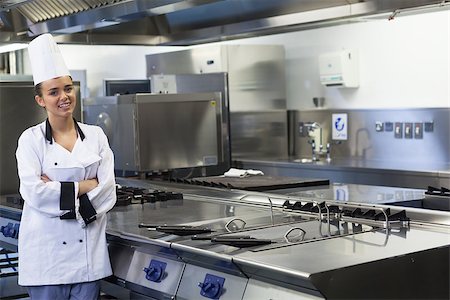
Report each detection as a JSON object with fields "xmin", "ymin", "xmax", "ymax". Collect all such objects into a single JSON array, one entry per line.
[{"xmin": 0, "ymin": 0, "xmax": 449, "ymax": 45}]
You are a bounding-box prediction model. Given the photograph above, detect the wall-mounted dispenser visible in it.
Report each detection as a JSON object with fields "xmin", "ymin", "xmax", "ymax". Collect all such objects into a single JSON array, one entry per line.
[{"xmin": 319, "ymin": 50, "xmax": 359, "ymax": 88}]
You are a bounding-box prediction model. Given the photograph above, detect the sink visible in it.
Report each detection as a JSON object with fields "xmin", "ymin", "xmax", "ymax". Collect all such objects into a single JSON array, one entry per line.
[{"xmin": 293, "ymin": 158, "xmax": 315, "ymax": 164}]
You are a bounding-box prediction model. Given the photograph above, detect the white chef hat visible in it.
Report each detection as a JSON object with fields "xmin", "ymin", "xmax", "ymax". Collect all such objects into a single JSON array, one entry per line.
[{"xmin": 28, "ymin": 33, "xmax": 70, "ymax": 85}]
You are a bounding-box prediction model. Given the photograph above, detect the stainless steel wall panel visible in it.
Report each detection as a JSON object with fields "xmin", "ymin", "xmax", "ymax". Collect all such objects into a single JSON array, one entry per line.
[
  {"xmin": 146, "ymin": 45, "xmax": 286, "ymax": 112},
  {"xmin": 292, "ymin": 108, "xmax": 450, "ymax": 164},
  {"xmin": 83, "ymin": 96, "xmax": 136, "ymax": 174},
  {"xmin": 230, "ymin": 111, "xmax": 288, "ymax": 160},
  {"xmin": 134, "ymin": 93, "xmax": 219, "ymax": 171},
  {"xmin": 147, "ymin": 46, "xmax": 225, "ymax": 75},
  {"xmin": 167, "ymin": 73, "xmax": 231, "ymax": 171},
  {"xmin": 146, "ymin": 45, "xmax": 288, "ymax": 160},
  {"xmin": 226, "ymin": 45, "xmax": 286, "ymax": 112},
  {"xmin": 84, "ymin": 92, "xmax": 225, "ymax": 173}
]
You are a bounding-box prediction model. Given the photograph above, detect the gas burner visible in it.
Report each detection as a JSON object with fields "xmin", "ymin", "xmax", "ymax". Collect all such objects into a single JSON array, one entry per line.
[
  {"xmin": 426, "ymin": 186, "xmax": 450, "ymax": 197},
  {"xmin": 115, "ymin": 185, "xmax": 184, "ymax": 206},
  {"xmin": 341, "ymin": 207, "xmax": 409, "ymax": 222},
  {"xmin": 6, "ymin": 195, "xmax": 24, "ymax": 206},
  {"xmin": 282, "ymin": 200, "xmax": 326, "ymax": 213},
  {"xmin": 282, "ymin": 200, "xmax": 410, "ymax": 228}
]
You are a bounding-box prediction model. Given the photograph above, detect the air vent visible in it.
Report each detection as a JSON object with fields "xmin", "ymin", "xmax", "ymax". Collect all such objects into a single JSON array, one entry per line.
[{"xmin": 15, "ymin": 0, "xmax": 125, "ymax": 23}]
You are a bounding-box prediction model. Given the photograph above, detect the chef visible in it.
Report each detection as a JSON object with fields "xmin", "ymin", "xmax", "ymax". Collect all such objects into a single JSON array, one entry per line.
[{"xmin": 15, "ymin": 33, "xmax": 117, "ymax": 299}]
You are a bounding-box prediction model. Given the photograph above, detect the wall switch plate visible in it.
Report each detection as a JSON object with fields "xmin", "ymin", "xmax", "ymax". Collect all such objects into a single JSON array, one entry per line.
[
  {"xmin": 424, "ymin": 121, "xmax": 434, "ymax": 132},
  {"xmin": 394, "ymin": 122, "xmax": 403, "ymax": 138},
  {"xmin": 404, "ymin": 122, "xmax": 413, "ymax": 139},
  {"xmin": 375, "ymin": 121, "xmax": 384, "ymax": 132},
  {"xmin": 414, "ymin": 122, "xmax": 423, "ymax": 139},
  {"xmin": 384, "ymin": 122, "xmax": 393, "ymax": 132}
]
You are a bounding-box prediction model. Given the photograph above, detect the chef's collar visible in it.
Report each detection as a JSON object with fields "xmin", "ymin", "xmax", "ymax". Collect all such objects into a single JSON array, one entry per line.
[{"xmin": 45, "ymin": 118, "xmax": 85, "ymax": 144}]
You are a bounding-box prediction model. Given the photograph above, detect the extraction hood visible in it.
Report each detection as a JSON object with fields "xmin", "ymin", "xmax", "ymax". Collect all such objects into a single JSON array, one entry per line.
[{"xmin": 0, "ymin": 0, "xmax": 449, "ymax": 46}]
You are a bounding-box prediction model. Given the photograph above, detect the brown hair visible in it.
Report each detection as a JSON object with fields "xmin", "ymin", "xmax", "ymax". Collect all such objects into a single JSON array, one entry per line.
[
  {"xmin": 34, "ymin": 82, "xmax": 43, "ymax": 97},
  {"xmin": 34, "ymin": 76, "xmax": 73, "ymax": 97}
]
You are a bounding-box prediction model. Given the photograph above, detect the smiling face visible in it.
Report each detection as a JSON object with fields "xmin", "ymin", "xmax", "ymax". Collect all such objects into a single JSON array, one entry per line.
[{"xmin": 35, "ymin": 76, "xmax": 76, "ymax": 120}]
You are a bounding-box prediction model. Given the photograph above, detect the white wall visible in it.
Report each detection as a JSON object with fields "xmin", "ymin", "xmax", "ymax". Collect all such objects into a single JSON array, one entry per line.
[
  {"xmin": 209, "ymin": 10, "xmax": 450, "ymax": 110},
  {"xmin": 58, "ymin": 45, "xmax": 183, "ymax": 97},
  {"xmin": 35, "ymin": 10, "xmax": 449, "ymax": 109}
]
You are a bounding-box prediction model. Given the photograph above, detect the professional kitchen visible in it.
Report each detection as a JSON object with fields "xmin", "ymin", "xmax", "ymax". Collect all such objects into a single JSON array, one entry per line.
[{"xmin": 0, "ymin": 1, "xmax": 449, "ymax": 299}]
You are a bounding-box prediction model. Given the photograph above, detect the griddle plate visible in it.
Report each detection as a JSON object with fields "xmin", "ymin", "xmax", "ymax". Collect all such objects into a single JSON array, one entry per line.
[{"xmin": 186, "ymin": 176, "xmax": 329, "ymax": 191}]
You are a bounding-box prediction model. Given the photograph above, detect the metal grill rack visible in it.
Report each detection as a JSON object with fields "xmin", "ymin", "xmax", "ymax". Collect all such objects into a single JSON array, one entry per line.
[{"xmin": 281, "ymin": 198, "xmax": 410, "ymax": 230}]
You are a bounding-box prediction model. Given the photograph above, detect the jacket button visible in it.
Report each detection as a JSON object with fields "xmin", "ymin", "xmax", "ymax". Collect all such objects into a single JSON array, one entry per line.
[
  {"xmin": 54, "ymin": 162, "xmax": 58, "ymax": 165},
  {"xmin": 79, "ymin": 239, "xmax": 83, "ymax": 243},
  {"xmin": 62, "ymin": 241, "xmax": 67, "ymax": 245}
]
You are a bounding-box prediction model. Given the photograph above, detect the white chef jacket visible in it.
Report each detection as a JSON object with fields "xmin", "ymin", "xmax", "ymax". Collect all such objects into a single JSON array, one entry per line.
[{"xmin": 16, "ymin": 119, "xmax": 117, "ymax": 286}]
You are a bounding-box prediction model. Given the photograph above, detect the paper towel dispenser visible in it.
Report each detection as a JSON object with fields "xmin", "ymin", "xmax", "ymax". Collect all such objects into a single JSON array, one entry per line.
[{"xmin": 319, "ymin": 50, "xmax": 359, "ymax": 88}]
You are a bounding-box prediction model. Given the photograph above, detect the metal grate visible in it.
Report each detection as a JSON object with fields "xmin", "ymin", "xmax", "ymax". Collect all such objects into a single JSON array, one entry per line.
[{"xmin": 15, "ymin": 0, "xmax": 126, "ymax": 23}]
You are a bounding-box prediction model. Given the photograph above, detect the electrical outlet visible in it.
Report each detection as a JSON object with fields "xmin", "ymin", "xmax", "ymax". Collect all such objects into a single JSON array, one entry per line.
[
  {"xmin": 404, "ymin": 123, "xmax": 413, "ymax": 139},
  {"xmin": 394, "ymin": 122, "xmax": 403, "ymax": 139},
  {"xmin": 414, "ymin": 123, "xmax": 423, "ymax": 139}
]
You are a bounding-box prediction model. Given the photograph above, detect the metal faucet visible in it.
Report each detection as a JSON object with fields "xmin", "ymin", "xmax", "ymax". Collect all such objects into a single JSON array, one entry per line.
[
  {"xmin": 304, "ymin": 122, "xmax": 323, "ymax": 161},
  {"xmin": 310, "ymin": 140, "xmax": 317, "ymax": 161},
  {"xmin": 304, "ymin": 122, "xmax": 322, "ymax": 145},
  {"xmin": 326, "ymin": 143, "xmax": 331, "ymax": 162}
]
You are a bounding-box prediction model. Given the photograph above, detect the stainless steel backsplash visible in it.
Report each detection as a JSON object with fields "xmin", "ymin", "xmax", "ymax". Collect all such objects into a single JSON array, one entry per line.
[
  {"xmin": 230, "ymin": 111, "xmax": 289, "ymax": 160},
  {"xmin": 231, "ymin": 108, "xmax": 450, "ymax": 165},
  {"xmin": 292, "ymin": 108, "xmax": 450, "ymax": 164}
]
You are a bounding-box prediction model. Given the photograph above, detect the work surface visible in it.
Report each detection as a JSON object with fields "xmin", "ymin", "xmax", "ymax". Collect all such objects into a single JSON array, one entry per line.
[
  {"xmin": 103, "ymin": 177, "xmax": 450, "ymax": 299},
  {"xmin": 1, "ymin": 178, "xmax": 449, "ymax": 299},
  {"xmin": 238, "ymin": 158, "xmax": 450, "ymax": 189},
  {"xmin": 181, "ymin": 175, "xmax": 329, "ymax": 191}
]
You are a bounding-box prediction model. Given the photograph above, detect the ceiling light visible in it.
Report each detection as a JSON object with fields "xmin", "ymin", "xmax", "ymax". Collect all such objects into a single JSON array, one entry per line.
[{"xmin": 0, "ymin": 43, "xmax": 28, "ymax": 54}]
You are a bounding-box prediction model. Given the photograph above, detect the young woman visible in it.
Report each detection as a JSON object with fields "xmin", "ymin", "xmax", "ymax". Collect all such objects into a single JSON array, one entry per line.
[{"xmin": 16, "ymin": 33, "xmax": 117, "ymax": 299}]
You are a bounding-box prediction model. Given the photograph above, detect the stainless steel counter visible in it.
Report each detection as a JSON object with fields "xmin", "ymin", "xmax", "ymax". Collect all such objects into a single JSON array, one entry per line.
[
  {"xmin": 237, "ymin": 158, "xmax": 450, "ymax": 189},
  {"xmin": 233, "ymin": 226, "xmax": 450, "ymax": 299},
  {"xmin": 269, "ymin": 183, "xmax": 425, "ymax": 204},
  {"xmin": 2, "ymin": 178, "xmax": 449, "ymax": 299},
  {"xmin": 103, "ymin": 178, "xmax": 450, "ymax": 299}
]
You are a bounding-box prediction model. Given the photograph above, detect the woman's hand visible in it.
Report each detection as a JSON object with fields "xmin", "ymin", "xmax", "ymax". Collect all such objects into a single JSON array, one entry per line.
[
  {"xmin": 41, "ymin": 173, "xmax": 98, "ymax": 196},
  {"xmin": 78, "ymin": 178, "xmax": 99, "ymax": 196},
  {"xmin": 41, "ymin": 174, "xmax": 51, "ymax": 183}
]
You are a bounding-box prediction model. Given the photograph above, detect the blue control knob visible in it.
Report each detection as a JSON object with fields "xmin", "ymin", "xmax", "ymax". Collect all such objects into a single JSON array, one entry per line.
[
  {"xmin": 198, "ymin": 274, "xmax": 225, "ymax": 299},
  {"xmin": 0, "ymin": 225, "xmax": 6, "ymax": 237},
  {"xmin": 0, "ymin": 222, "xmax": 19, "ymax": 239},
  {"xmin": 143, "ymin": 259, "xmax": 167, "ymax": 282}
]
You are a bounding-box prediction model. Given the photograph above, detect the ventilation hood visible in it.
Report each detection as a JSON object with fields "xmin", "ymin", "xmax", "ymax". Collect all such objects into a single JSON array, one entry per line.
[{"xmin": 0, "ymin": 0, "xmax": 449, "ymax": 46}]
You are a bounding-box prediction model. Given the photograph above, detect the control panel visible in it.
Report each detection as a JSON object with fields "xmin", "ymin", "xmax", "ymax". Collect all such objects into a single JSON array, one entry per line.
[
  {"xmin": 125, "ymin": 249, "xmax": 184, "ymax": 297},
  {"xmin": 177, "ymin": 264, "xmax": 247, "ymax": 300},
  {"xmin": 0, "ymin": 217, "xmax": 20, "ymax": 251},
  {"xmin": 375, "ymin": 120, "xmax": 434, "ymax": 140},
  {"xmin": 1, "ymin": 222, "xmax": 19, "ymax": 239},
  {"xmin": 199, "ymin": 273, "xmax": 225, "ymax": 299},
  {"xmin": 144, "ymin": 259, "xmax": 167, "ymax": 283}
]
